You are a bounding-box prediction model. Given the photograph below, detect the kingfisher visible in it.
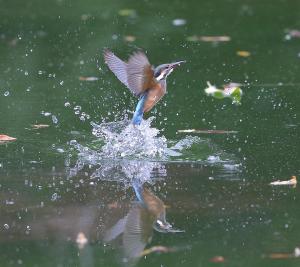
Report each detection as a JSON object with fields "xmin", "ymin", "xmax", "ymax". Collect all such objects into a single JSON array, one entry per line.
[{"xmin": 103, "ymin": 49, "xmax": 185, "ymax": 125}]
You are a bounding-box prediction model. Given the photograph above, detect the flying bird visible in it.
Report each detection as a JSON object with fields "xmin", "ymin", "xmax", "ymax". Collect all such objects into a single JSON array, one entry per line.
[{"xmin": 103, "ymin": 49, "xmax": 185, "ymax": 125}]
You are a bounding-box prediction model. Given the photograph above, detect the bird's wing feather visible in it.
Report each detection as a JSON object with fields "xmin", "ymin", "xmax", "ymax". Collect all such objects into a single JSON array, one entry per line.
[
  {"xmin": 103, "ymin": 49, "xmax": 129, "ymax": 87},
  {"xmin": 127, "ymin": 52, "xmax": 155, "ymax": 96}
]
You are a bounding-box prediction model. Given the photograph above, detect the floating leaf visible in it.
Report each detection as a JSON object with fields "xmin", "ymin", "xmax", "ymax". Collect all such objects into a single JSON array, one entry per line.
[
  {"xmin": 177, "ymin": 129, "xmax": 238, "ymax": 134},
  {"xmin": 270, "ymin": 176, "xmax": 297, "ymax": 186},
  {"xmin": 32, "ymin": 124, "xmax": 50, "ymax": 129},
  {"xmin": 0, "ymin": 134, "xmax": 16, "ymax": 143},
  {"xmin": 204, "ymin": 81, "xmax": 243, "ymax": 105},
  {"xmin": 200, "ymin": 36, "xmax": 231, "ymax": 42},
  {"xmin": 187, "ymin": 35, "xmax": 231, "ymax": 42},
  {"xmin": 237, "ymin": 50, "xmax": 251, "ymax": 57},
  {"xmin": 124, "ymin": 35, "xmax": 136, "ymax": 42},
  {"xmin": 209, "ymin": 256, "xmax": 225, "ymax": 263},
  {"xmin": 265, "ymin": 247, "xmax": 300, "ymax": 259},
  {"xmin": 79, "ymin": 76, "xmax": 99, "ymax": 81},
  {"xmin": 118, "ymin": 9, "xmax": 136, "ymax": 17}
]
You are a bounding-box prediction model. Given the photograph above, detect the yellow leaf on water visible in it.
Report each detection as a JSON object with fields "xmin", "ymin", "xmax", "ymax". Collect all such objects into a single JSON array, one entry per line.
[
  {"xmin": 118, "ymin": 9, "xmax": 136, "ymax": 17},
  {"xmin": 237, "ymin": 50, "xmax": 251, "ymax": 57}
]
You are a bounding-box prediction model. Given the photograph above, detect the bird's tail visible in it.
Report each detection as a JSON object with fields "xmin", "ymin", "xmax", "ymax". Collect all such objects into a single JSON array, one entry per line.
[{"xmin": 132, "ymin": 93, "xmax": 148, "ymax": 125}]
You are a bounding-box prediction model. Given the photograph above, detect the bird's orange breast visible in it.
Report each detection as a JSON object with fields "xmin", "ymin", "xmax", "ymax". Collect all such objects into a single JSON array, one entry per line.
[{"xmin": 143, "ymin": 82, "xmax": 166, "ymax": 113}]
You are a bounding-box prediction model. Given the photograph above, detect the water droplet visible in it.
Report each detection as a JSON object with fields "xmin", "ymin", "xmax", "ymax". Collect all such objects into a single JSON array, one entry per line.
[
  {"xmin": 51, "ymin": 193, "xmax": 58, "ymax": 201},
  {"xmin": 52, "ymin": 115, "xmax": 58, "ymax": 124},
  {"xmin": 56, "ymin": 148, "xmax": 64, "ymax": 153},
  {"xmin": 4, "ymin": 91, "xmax": 10, "ymax": 96}
]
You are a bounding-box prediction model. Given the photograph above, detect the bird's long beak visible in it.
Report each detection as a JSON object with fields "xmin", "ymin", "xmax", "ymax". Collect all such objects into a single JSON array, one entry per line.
[{"xmin": 169, "ymin": 60, "xmax": 186, "ymax": 69}]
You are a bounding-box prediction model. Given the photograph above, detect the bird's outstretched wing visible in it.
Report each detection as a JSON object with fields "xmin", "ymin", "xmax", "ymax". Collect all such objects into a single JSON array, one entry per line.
[
  {"xmin": 103, "ymin": 49, "xmax": 129, "ymax": 88},
  {"xmin": 104, "ymin": 49, "xmax": 155, "ymax": 96},
  {"xmin": 127, "ymin": 51, "xmax": 155, "ymax": 96}
]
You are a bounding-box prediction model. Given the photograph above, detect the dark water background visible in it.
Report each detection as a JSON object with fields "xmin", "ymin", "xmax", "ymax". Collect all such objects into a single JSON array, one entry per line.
[{"xmin": 0, "ymin": 0, "xmax": 300, "ymax": 266}]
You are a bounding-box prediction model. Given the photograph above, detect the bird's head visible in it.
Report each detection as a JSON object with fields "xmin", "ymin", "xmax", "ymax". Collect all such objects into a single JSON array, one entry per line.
[{"xmin": 154, "ymin": 60, "xmax": 186, "ymax": 81}]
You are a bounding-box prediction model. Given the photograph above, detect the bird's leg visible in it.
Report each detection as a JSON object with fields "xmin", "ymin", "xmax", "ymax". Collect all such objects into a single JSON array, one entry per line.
[{"xmin": 132, "ymin": 92, "xmax": 148, "ymax": 125}]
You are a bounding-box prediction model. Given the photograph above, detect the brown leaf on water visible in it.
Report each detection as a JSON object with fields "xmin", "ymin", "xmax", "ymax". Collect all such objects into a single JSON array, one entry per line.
[
  {"xmin": 32, "ymin": 124, "xmax": 50, "ymax": 129},
  {"xmin": 265, "ymin": 247, "xmax": 300, "ymax": 259},
  {"xmin": 270, "ymin": 176, "xmax": 297, "ymax": 186},
  {"xmin": 140, "ymin": 246, "xmax": 177, "ymax": 257},
  {"xmin": 0, "ymin": 134, "xmax": 17, "ymax": 143},
  {"xmin": 177, "ymin": 129, "xmax": 238, "ymax": 134},
  {"xmin": 267, "ymin": 253, "xmax": 293, "ymax": 259},
  {"xmin": 79, "ymin": 76, "xmax": 99, "ymax": 81},
  {"xmin": 209, "ymin": 256, "xmax": 225, "ymax": 263},
  {"xmin": 124, "ymin": 35, "xmax": 136, "ymax": 42},
  {"xmin": 237, "ymin": 50, "xmax": 251, "ymax": 57}
]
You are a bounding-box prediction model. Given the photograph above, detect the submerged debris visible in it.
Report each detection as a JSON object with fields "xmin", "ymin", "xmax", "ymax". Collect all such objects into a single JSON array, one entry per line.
[
  {"xmin": 270, "ymin": 176, "xmax": 297, "ymax": 186},
  {"xmin": 204, "ymin": 81, "xmax": 243, "ymax": 105}
]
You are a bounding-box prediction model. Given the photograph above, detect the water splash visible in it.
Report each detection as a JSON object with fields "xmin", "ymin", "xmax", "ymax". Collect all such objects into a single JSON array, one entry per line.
[
  {"xmin": 91, "ymin": 117, "xmax": 168, "ymax": 159},
  {"xmin": 68, "ymin": 117, "xmax": 241, "ymax": 184}
]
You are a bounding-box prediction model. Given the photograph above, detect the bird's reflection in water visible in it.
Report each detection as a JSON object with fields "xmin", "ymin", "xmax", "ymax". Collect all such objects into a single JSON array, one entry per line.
[{"xmin": 104, "ymin": 183, "xmax": 184, "ymax": 264}]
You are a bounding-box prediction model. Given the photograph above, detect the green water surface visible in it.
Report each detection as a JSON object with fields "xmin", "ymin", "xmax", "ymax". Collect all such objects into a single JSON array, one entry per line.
[{"xmin": 0, "ymin": 0, "xmax": 300, "ymax": 266}]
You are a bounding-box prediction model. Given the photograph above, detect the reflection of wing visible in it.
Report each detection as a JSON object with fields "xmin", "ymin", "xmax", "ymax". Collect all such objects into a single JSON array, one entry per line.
[
  {"xmin": 127, "ymin": 52, "xmax": 155, "ymax": 96},
  {"xmin": 103, "ymin": 49, "xmax": 129, "ymax": 88},
  {"xmin": 123, "ymin": 204, "xmax": 153, "ymax": 259},
  {"xmin": 104, "ymin": 216, "xmax": 127, "ymax": 242}
]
